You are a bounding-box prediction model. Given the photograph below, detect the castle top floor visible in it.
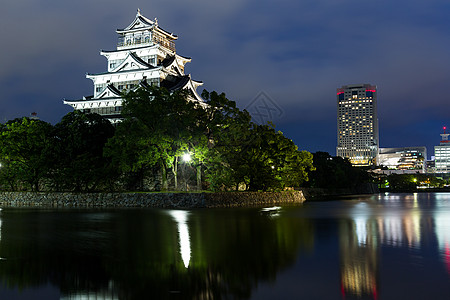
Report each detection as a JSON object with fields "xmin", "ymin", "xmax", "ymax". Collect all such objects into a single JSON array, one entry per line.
[{"xmin": 116, "ymin": 9, "xmax": 177, "ymax": 53}]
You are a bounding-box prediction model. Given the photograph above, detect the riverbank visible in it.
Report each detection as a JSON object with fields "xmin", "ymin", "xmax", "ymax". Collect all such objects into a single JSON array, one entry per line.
[
  {"xmin": 0, "ymin": 191, "xmax": 306, "ymax": 209},
  {"xmin": 301, "ymin": 183, "xmax": 379, "ymax": 200}
]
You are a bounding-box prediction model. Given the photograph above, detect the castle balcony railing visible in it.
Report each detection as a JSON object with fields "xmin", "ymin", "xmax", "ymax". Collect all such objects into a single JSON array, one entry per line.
[{"xmin": 118, "ymin": 36, "xmax": 175, "ymax": 52}]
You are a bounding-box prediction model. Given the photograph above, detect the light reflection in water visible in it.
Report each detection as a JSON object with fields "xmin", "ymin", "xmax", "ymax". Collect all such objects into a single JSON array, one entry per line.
[
  {"xmin": 168, "ymin": 210, "xmax": 191, "ymax": 268},
  {"xmin": 414, "ymin": 192, "xmax": 418, "ymax": 208},
  {"xmin": 341, "ymin": 193, "xmax": 450, "ymax": 297},
  {"xmin": 353, "ymin": 203, "xmax": 369, "ymax": 246},
  {"xmin": 0, "ymin": 210, "xmax": 4, "ymax": 261},
  {"xmin": 260, "ymin": 206, "xmax": 282, "ymax": 218},
  {"xmin": 383, "ymin": 214, "xmax": 404, "ymax": 247},
  {"xmin": 341, "ymin": 204, "xmax": 378, "ymax": 299},
  {"xmin": 435, "ymin": 208, "xmax": 450, "ymax": 275}
]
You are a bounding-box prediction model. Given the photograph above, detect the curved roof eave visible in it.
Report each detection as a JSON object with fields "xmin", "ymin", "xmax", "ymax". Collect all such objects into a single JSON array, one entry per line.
[
  {"xmin": 100, "ymin": 44, "xmax": 158, "ymax": 54},
  {"xmin": 86, "ymin": 65, "xmax": 161, "ymax": 77},
  {"xmin": 117, "ymin": 12, "xmax": 154, "ymax": 33}
]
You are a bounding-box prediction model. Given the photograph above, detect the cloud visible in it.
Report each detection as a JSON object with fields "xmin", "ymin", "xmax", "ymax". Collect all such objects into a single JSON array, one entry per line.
[{"xmin": 0, "ymin": 0, "xmax": 449, "ymax": 154}]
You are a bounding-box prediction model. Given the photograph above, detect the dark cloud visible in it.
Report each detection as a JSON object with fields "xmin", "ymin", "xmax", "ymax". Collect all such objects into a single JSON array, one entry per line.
[{"xmin": 0, "ymin": 0, "xmax": 449, "ymax": 157}]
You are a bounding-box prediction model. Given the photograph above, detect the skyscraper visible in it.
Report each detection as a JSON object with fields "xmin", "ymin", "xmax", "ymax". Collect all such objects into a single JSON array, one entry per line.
[
  {"xmin": 336, "ymin": 84, "xmax": 379, "ymax": 166},
  {"xmin": 434, "ymin": 127, "xmax": 450, "ymax": 173}
]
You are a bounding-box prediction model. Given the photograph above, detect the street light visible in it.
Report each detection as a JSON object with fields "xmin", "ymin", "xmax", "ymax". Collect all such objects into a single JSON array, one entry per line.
[
  {"xmin": 181, "ymin": 153, "xmax": 192, "ymax": 191},
  {"xmin": 182, "ymin": 153, "xmax": 191, "ymax": 163}
]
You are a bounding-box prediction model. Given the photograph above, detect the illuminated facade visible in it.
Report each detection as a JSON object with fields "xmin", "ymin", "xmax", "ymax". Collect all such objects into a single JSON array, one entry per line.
[
  {"xmin": 64, "ymin": 10, "xmax": 204, "ymax": 121},
  {"xmin": 336, "ymin": 84, "xmax": 379, "ymax": 166},
  {"xmin": 378, "ymin": 147, "xmax": 426, "ymax": 172},
  {"xmin": 434, "ymin": 127, "xmax": 450, "ymax": 173}
]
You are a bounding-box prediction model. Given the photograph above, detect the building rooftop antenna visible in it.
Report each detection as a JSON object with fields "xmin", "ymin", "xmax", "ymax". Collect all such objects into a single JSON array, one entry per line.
[{"xmin": 440, "ymin": 126, "xmax": 449, "ymax": 144}]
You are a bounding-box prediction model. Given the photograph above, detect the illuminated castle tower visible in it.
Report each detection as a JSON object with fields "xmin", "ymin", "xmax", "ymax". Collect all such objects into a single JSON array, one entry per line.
[
  {"xmin": 434, "ymin": 127, "xmax": 450, "ymax": 173},
  {"xmin": 64, "ymin": 10, "xmax": 204, "ymax": 121},
  {"xmin": 336, "ymin": 84, "xmax": 379, "ymax": 166}
]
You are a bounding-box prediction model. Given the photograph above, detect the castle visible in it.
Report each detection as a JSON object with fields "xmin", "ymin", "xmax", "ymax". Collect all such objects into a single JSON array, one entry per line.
[{"xmin": 64, "ymin": 10, "xmax": 204, "ymax": 121}]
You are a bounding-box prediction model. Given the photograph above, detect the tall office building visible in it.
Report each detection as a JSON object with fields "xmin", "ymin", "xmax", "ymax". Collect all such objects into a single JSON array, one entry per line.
[
  {"xmin": 336, "ymin": 84, "xmax": 379, "ymax": 166},
  {"xmin": 434, "ymin": 127, "xmax": 450, "ymax": 173}
]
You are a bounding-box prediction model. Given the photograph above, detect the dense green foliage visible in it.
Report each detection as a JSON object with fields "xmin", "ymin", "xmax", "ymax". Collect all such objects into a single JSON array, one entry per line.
[
  {"xmin": 0, "ymin": 112, "xmax": 115, "ymax": 191},
  {"xmin": 382, "ymin": 173, "xmax": 448, "ymax": 191},
  {"xmin": 50, "ymin": 111, "xmax": 116, "ymax": 191},
  {"xmin": 0, "ymin": 118, "xmax": 53, "ymax": 191},
  {"xmin": 201, "ymin": 91, "xmax": 313, "ymax": 191},
  {"xmin": 0, "ymin": 87, "xmax": 314, "ymax": 192},
  {"xmin": 306, "ymin": 151, "xmax": 371, "ymax": 189},
  {"xmin": 105, "ymin": 87, "xmax": 208, "ymax": 190}
]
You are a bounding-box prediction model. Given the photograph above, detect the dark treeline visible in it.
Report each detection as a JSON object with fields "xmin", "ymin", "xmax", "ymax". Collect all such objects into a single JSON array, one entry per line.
[
  {"xmin": 303, "ymin": 151, "xmax": 372, "ymax": 189},
  {"xmin": 0, "ymin": 87, "xmax": 315, "ymax": 192}
]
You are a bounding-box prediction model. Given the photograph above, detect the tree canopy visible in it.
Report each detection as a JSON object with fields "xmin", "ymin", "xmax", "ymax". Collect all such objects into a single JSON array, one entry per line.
[{"xmin": 0, "ymin": 87, "xmax": 314, "ymax": 192}]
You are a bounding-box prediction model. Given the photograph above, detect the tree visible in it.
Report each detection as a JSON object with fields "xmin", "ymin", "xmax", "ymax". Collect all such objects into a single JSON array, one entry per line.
[
  {"xmin": 202, "ymin": 91, "xmax": 314, "ymax": 191},
  {"xmin": 106, "ymin": 87, "xmax": 208, "ymax": 191},
  {"xmin": 50, "ymin": 111, "xmax": 116, "ymax": 192},
  {"xmin": 0, "ymin": 118, "xmax": 54, "ymax": 191},
  {"xmin": 201, "ymin": 90, "xmax": 253, "ymax": 190},
  {"xmin": 307, "ymin": 152, "xmax": 371, "ymax": 189}
]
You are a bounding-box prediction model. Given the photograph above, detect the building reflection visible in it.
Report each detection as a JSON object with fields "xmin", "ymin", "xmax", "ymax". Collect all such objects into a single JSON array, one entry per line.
[
  {"xmin": 434, "ymin": 208, "xmax": 450, "ymax": 275},
  {"xmin": 340, "ymin": 204, "xmax": 379, "ymax": 299},
  {"xmin": 340, "ymin": 195, "xmax": 429, "ymax": 299}
]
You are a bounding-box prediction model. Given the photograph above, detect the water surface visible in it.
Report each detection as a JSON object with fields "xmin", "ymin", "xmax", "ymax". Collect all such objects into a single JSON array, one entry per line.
[{"xmin": 0, "ymin": 192, "xmax": 449, "ymax": 299}]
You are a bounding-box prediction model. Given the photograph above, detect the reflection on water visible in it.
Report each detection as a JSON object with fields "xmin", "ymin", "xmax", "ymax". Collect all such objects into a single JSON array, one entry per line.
[
  {"xmin": 340, "ymin": 216, "xmax": 379, "ymax": 299},
  {"xmin": 336, "ymin": 192, "xmax": 450, "ymax": 299},
  {"xmin": 168, "ymin": 210, "xmax": 191, "ymax": 268},
  {"xmin": 0, "ymin": 193, "xmax": 449, "ymax": 299}
]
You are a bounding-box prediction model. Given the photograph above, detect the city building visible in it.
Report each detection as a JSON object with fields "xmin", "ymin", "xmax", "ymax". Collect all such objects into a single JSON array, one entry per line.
[
  {"xmin": 426, "ymin": 159, "xmax": 436, "ymax": 173},
  {"xmin": 64, "ymin": 10, "xmax": 204, "ymax": 121},
  {"xmin": 378, "ymin": 147, "xmax": 426, "ymax": 172},
  {"xmin": 434, "ymin": 127, "xmax": 450, "ymax": 173},
  {"xmin": 336, "ymin": 84, "xmax": 379, "ymax": 166}
]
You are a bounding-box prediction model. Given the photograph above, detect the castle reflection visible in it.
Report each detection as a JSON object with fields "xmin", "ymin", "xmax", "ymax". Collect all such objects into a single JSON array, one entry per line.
[
  {"xmin": 0, "ymin": 193, "xmax": 449, "ymax": 299},
  {"xmin": 0, "ymin": 207, "xmax": 313, "ymax": 299}
]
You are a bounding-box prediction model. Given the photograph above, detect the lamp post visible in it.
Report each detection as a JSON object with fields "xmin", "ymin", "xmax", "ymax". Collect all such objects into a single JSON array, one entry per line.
[{"xmin": 182, "ymin": 153, "xmax": 191, "ymax": 191}]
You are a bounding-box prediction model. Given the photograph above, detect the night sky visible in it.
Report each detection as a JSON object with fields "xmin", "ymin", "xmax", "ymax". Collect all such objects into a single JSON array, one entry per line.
[{"xmin": 1, "ymin": 0, "xmax": 449, "ymax": 158}]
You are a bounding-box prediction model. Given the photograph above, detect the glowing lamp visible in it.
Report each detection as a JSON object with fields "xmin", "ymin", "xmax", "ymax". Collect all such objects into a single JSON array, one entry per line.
[{"xmin": 182, "ymin": 153, "xmax": 191, "ymax": 162}]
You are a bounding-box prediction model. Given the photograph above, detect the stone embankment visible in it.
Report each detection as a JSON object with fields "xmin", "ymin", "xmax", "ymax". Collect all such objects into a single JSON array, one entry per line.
[{"xmin": 0, "ymin": 191, "xmax": 305, "ymax": 209}]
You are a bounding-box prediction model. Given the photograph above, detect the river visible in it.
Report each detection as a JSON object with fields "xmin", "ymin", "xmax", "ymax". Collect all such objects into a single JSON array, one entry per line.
[{"xmin": 0, "ymin": 192, "xmax": 449, "ymax": 299}]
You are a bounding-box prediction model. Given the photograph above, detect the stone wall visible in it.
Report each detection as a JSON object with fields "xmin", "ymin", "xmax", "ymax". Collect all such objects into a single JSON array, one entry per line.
[
  {"xmin": 301, "ymin": 183, "xmax": 379, "ymax": 200},
  {"xmin": 0, "ymin": 191, "xmax": 305, "ymax": 209}
]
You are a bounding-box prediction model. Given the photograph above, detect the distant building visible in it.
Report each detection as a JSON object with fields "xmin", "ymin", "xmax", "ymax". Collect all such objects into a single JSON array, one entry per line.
[
  {"xmin": 378, "ymin": 147, "xmax": 426, "ymax": 172},
  {"xmin": 435, "ymin": 127, "xmax": 450, "ymax": 173},
  {"xmin": 426, "ymin": 159, "xmax": 436, "ymax": 173},
  {"xmin": 29, "ymin": 112, "xmax": 39, "ymax": 120},
  {"xmin": 336, "ymin": 84, "xmax": 379, "ymax": 166},
  {"xmin": 64, "ymin": 10, "xmax": 205, "ymax": 121}
]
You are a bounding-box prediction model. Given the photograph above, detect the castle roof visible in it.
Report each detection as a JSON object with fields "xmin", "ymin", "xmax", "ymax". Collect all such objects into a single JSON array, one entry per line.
[{"xmin": 116, "ymin": 9, "xmax": 177, "ymax": 40}]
